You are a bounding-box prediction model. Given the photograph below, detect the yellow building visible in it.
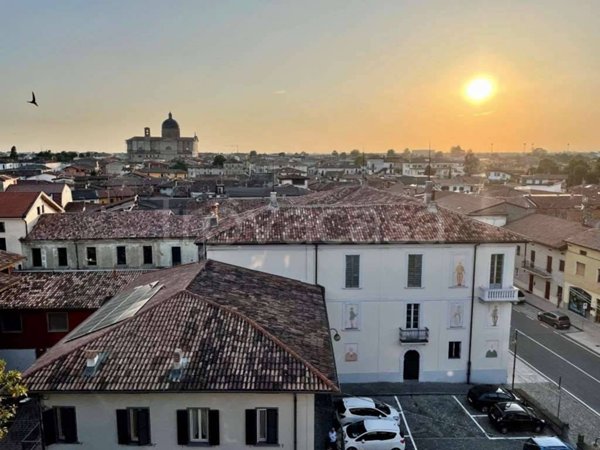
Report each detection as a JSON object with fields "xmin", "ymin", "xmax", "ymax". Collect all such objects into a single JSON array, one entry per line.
[{"xmin": 564, "ymin": 229, "xmax": 600, "ymax": 323}]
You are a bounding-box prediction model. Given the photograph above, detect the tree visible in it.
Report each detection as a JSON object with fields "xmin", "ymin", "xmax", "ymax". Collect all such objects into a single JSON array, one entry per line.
[
  {"xmin": 9, "ymin": 146, "xmax": 17, "ymax": 160},
  {"xmin": 171, "ymin": 160, "xmax": 188, "ymax": 171},
  {"xmin": 402, "ymin": 148, "xmax": 411, "ymax": 159},
  {"xmin": 0, "ymin": 360, "xmax": 27, "ymax": 440},
  {"xmin": 212, "ymin": 154, "xmax": 226, "ymax": 167},
  {"xmin": 450, "ymin": 145, "xmax": 466, "ymax": 158},
  {"xmin": 331, "ymin": 150, "xmax": 338, "ymax": 157},
  {"xmin": 535, "ymin": 158, "xmax": 560, "ymax": 174},
  {"xmin": 340, "ymin": 152, "xmax": 347, "ymax": 158},
  {"xmin": 278, "ymin": 152, "xmax": 286, "ymax": 157},
  {"xmin": 387, "ymin": 149, "xmax": 396, "ymax": 157},
  {"xmin": 531, "ymin": 148, "xmax": 548, "ymax": 158},
  {"xmin": 566, "ymin": 157, "xmax": 590, "ymax": 186},
  {"xmin": 354, "ymin": 154, "xmax": 366, "ymax": 167},
  {"xmin": 249, "ymin": 150, "xmax": 257, "ymax": 158},
  {"xmin": 350, "ymin": 149, "xmax": 361, "ymax": 158},
  {"xmin": 464, "ymin": 150, "xmax": 480, "ymax": 175},
  {"xmin": 424, "ymin": 165, "xmax": 435, "ymax": 176}
]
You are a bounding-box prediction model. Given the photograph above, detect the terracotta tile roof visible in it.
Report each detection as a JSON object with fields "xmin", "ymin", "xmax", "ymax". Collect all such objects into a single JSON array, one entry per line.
[
  {"xmin": 24, "ymin": 261, "xmax": 337, "ymax": 393},
  {"xmin": 0, "ymin": 249, "xmax": 25, "ymax": 270},
  {"xmin": 566, "ymin": 228, "xmax": 600, "ymax": 251},
  {"xmin": 289, "ymin": 185, "xmax": 410, "ymax": 206},
  {"xmin": 0, "ymin": 272, "xmax": 19, "ymax": 292},
  {"xmin": 0, "ymin": 192, "xmax": 44, "ymax": 218},
  {"xmin": 434, "ymin": 193, "xmax": 505, "ymax": 214},
  {"xmin": 25, "ymin": 210, "xmax": 207, "ymax": 241},
  {"xmin": 0, "ymin": 270, "xmax": 147, "ymax": 310},
  {"xmin": 203, "ymin": 201, "xmax": 524, "ymax": 245},
  {"xmin": 504, "ymin": 214, "xmax": 589, "ymax": 249}
]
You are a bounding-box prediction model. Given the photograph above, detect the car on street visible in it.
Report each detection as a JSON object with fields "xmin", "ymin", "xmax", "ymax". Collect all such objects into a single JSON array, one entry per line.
[
  {"xmin": 467, "ymin": 384, "xmax": 521, "ymax": 412},
  {"xmin": 537, "ymin": 311, "xmax": 571, "ymax": 329},
  {"xmin": 335, "ymin": 397, "xmax": 400, "ymax": 426},
  {"xmin": 513, "ymin": 289, "xmax": 526, "ymax": 304},
  {"xmin": 522, "ymin": 436, "xmax": 575, "ymax": 449},
  {"xmin": 488, "ymin": 401, "xmax": 546, "ymax": 434},
  {"xmin": 341, "ymin": 419, "xmax": 405, "ymax": 450}
]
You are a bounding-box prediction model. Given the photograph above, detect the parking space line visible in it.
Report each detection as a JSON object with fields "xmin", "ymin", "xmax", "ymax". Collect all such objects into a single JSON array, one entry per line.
[
  {"xmin": 452, "ymin": 395, "xmax": 490, "ymax": 438},
  {"xmin": 394, "ymin": 396, "xmax": 418, "ymax": 450}
]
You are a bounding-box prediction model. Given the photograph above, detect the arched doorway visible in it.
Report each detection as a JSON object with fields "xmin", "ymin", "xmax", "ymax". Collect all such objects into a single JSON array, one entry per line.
[{"xmin": 403, "ymin": 350, "xmax": 420, "ymax": 381}]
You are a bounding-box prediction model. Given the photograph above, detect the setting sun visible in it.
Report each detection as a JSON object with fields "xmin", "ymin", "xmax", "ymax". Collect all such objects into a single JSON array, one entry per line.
[{"xmin": 465, "ymin": 77, "xmax": 495, "ymax": 103}]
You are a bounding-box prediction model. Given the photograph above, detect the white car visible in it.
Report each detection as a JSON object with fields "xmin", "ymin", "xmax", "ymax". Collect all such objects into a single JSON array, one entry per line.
[
  {"xmin": 342, "ymin": 419, "xmax": 406, "ymax": 450},
  {"xmin": 335, "ymin": 397, "xmax": 400, "ymax": 426}
]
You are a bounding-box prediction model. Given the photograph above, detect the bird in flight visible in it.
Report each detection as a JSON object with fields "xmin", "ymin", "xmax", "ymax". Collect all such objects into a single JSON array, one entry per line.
[{"xmin": 27, "ymin": 91, "xmax": 38, "ymax": 107}]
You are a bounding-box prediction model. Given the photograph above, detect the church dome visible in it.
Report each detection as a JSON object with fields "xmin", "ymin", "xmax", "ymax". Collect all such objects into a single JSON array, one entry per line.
[{"xmin": 161, "ymin": 112, "xmax": 180, "ymax": 138}]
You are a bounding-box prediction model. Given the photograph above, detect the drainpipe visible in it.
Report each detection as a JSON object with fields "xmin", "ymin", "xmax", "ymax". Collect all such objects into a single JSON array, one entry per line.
[
  {"xmin": 314, "ymin": 244, "xmax": 319, "ymax": 285},
  {"xmin": 74, "ymin": 241, "xmax": 80, "ymax": 270},
  {"xmin": 293, "ymin": 393, "xmax": 297, "ymax": 450},
  {"xmin": 466, "ymin": 243, "xmax": 479, "ymax": 384}
]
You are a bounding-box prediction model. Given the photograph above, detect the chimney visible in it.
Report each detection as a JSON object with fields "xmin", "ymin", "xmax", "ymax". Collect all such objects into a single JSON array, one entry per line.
[
  {"xmin": 424, "ymin": 180, "xmax": 433, "ymax": 205},
  {"xmin": 84, "ymin": 350, "xmax": 100, "ymax": 368},
  {"xmin": 269, "ymin": 191, "xmax": 278, "ymax": 209}
]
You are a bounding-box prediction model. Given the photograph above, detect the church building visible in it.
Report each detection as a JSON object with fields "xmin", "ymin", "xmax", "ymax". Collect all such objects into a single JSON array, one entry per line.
[{"xmin": 126, "ymin": 112, "xmax": 198, "ymax": 162}]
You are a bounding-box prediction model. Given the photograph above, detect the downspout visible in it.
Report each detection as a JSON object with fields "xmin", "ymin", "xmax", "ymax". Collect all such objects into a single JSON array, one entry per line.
[
  {"xmin": 74, "ymin": 241, "xmax": 80, "ymax": 270},
  {"xmin": 466, "ymin": 243, "xmax": 479, "ymax": 384},
  {"xmin": 293, "ymin": 393, "xmax": 297, "ymax": 450},
  {"xmin": 314, "ymin": 243, "xmax": 319, "ymax": 285}
]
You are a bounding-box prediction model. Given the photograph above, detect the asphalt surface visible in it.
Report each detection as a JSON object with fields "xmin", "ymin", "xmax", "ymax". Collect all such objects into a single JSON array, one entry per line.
[{"xmin": 510, "ymin": 303, "xmax": 600, "ymax": 414}]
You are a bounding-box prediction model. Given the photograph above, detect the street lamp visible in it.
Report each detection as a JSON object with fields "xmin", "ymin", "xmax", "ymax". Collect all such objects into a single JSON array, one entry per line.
[{"xmin": 329, "ymin": 328, "xmax": 341, "ymax": 342}]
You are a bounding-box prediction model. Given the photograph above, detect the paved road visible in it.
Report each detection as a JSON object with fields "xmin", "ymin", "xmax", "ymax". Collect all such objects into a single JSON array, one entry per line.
[{"xmin": 510, "ymin": 303, "xmax": 600, "ymax": 414}]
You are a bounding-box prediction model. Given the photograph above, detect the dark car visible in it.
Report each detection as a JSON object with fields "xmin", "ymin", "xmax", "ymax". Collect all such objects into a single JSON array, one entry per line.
[
  {"xmin": 488, "ymin": 402, "xmax": 545, "ymax": 434},
  {"xmin": 537, "ymin": 311, "xmax": 571, "ymax": 329},
  {"xmin": 467, "ymin": 385, "xmax": 520, "ymax": 412}
]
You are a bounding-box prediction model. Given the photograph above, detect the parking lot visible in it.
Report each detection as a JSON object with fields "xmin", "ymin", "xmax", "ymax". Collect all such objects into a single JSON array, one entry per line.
[{"xmin": 370, "ymin": 394, "xmax": 558, "ymax": 450}]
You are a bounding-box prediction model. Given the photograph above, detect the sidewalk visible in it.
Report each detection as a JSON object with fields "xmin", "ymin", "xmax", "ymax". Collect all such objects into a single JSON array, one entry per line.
[{"xmin": 523, "ymin": 293, "xmax": 600, "ymax": 355}]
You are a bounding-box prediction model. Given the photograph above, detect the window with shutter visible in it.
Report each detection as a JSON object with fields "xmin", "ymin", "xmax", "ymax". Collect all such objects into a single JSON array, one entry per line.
[
  {"xmin": 489, "ymin": 254, "xmax": 504, "ymax": 288},
  {"xmin": 116, "ymin": 408, "xmax": 150, "ymax": 445},
  {"xmin": 407, "ymin": 254, "xmax": 423, "ymax": 287},
  {"xmin": 177, "ymin": 410, "xmax": 189, "ymax": 445},
  {"xmin": 58, "ymin": 407, "xmax": 78, "ymax": 443},
  {"xmin": 136, "ymin": 409, "xmax": 151, "ymax": 446},
  {"xmin": 345, "ymin": 255, "xmax": 360, "ymax": 288},
  {"xmin": 245, "ymin": 409, "xmax": 257, "ymax": 445},
  {"xmin": 208, "ymin": 410, "xmax": 220, "ymax": 446},
  {"xmin": 266, "ymin": 408, "xmax": 278, "ymax": 444},
  {"xmin": 43, "ymin": 409, "xmax": 58, "ymax": 446}
]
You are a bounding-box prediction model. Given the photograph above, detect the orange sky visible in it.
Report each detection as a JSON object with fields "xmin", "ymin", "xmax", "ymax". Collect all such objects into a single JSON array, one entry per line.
[{"xmin": 2, "ymin": 1, "xmax": 599, "ymax": 154}]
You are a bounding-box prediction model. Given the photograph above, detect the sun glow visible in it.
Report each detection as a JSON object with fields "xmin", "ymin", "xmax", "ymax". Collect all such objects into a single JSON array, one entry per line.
[{"xmin": 465, "ymin": 77, "xmax": 495, "ymax": 103}]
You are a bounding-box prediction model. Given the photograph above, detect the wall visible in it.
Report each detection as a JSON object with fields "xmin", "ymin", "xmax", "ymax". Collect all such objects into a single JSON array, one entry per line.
[
  {"xmin": 22, "ymin": 239, "xmax": 199, "ymax": 270},
  {"xmin": 43, "ymin": 392, "xmax": 315, "ymax": 450},
  {"xmin": 208, "ymin": 243, "xmax": 516, "ymax": 384}
]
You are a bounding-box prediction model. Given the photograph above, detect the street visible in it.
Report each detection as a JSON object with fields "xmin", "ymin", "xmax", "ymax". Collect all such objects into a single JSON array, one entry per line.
[{"xmin": 510, "ymin": 301, "xmax": 600, "ymax": 415}]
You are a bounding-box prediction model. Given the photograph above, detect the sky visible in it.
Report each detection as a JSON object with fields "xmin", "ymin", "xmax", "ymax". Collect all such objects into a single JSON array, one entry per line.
[{"xmin": 2, "ymin": 0, "xmax": 600, "ymax": 154}]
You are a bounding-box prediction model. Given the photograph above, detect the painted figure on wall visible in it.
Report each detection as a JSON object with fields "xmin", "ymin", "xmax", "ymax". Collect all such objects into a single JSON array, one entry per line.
[
  {"xmin": 491, "ymin": 305, "xmax": 499, "ymax": 327},
  {"xmin": 345, "ymin": 344, "xmax": 358, "ymax": 362},
  {"xmin": 450, "ymin": 303, "xmax": 464, "ymax": 328},
  {"xmin": 485, "ymin": 341, "xmax": 498, "ymax": 358},
  {"xmin": 455, "ymin": 261, "xmax": 465, "ymax": 286},
  {"xmin": 344, "ymin": 304, "xmax": 360, "ymax": 330}
]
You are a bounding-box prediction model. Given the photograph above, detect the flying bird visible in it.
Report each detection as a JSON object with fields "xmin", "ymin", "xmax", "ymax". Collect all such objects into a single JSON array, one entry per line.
[{"xmin": 27, "ymin": 91, "xmax": 38, "ymax": 107}]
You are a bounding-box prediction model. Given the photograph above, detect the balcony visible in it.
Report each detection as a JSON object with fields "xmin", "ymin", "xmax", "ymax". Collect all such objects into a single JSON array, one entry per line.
[
  {"xmin": 399, "ymin": 327, "xmax": 429, "ymax": 343},
  {"xmin": 478, "ymin": 286, "xmax": 519, "ymax": 302},
  {"xmin": 521, "ymin": 261, "xmax": 551, "ymax": 278}
]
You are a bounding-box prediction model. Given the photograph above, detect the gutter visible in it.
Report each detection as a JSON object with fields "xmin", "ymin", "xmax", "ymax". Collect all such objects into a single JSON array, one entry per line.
[{"xmin": 466, "ymin": 243, "xmax": 479, "ymax": 384}]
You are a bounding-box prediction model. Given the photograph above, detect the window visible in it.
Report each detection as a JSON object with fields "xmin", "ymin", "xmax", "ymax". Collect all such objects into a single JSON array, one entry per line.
[
  {"xmin": 57, "ymin": 247, "xmax": 68, "ymax": 267},
  {"xmin": 0, "ymin": 312, "xmax": 22, "ymax": 333},
  {"xmin": 597, "ymin": 269, "xmax": 600, "ymax": 283},
  {"xmin": 47, "ymin": 312, "xmax": 69, "ymax": 332},
  {"xmin": 580, "ymin": 250, "xmax": 587, "ymax": 256},
  {"xmin": 37, "ymin": 206, "xmax": 41, "ymax": 215},
  {"xmin": 177, "ymin": 408, "xmax": 220, "ymax": 445},
  {"xmin": 345, "ymin": 255, "xmax": 360, "ymax": 288},
  {"xmin": 559, "ymin": 260, "xmax": 565, "ymax": 272},
  {"xmin": 245, "ymin": 408, "xmax": 278, "ymax": 445},
  {"xmin": 406, "ymin": 303, "xmax": 420, "ymax": 329},
  {"xmin": 576, "ymin": 262, "xmax": 586, "ymax": 276},
  {"xmin": 0, "ymin": 238, "xmax": 5, "ymax": 251},
  {"xmin": 42, "ymin": 407, "xmax": 78, "ymax": 445},
  {"xmin": 516, "ymin": 245, "xmax": 520, "ymax": 256},
  {"xmin": 489, "ymin": 254, "xmax": 504, "ymax": 288},
  {"xmin": 116, "ymin": 408, "xmax": 151, "ymax": 445},
  {"xmin": 530, "ymin": 250, "xmax": 536, "ymax": 265},
  {"xmin": 86, "ymin": 247, "xmax": 97, "ymax": 266},
  {"xmin": 448, "ymin": 341, "xmax": 461, "ymax": 359},
  {"xmin": 0, "ymin": 222, "xmax": 5, "ymax": 232},
  {"xmin": 32, "ymin": 248, "xmax": 42, "ymax": 267},
  {"xmin": 116, "ymin": 246, "xmax": 127, "ymax": 266},
  {"xmin": 143, "ymin": 246, "xmax": 153, "ymax": 265},
  {"xmin": 407, "ymin": 254, "xmax": 423, "ymax": 288},
  {"xmin": 546, "ymin": 256, "xmax": 552, "ymax": 273},
  {"xmin": 172, "ymin": 246, "xmax": 182, "ymax": 266}
]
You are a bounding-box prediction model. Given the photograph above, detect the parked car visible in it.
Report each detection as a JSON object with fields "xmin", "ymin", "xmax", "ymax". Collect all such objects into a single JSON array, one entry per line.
[
  {"xmin": 537, "ymin": 311, "xmax": 571, "ymax": 329},
  {"xmin": 335, "ymin": 397, "xmax": 400, "ymax": 426},
  {"xmin": 488, "ymin": 402, "xmax": 546, "ymax": 434},
  {"xmin": 342, "ymin": 419, "xmax": 406, "ymax": 450},
  {"xmin": 467, "ymin": 385, "xmax": 521, "ymax": 412},
  {"xmin": 523, "ymin": 436, "xmax": 575, "ymax": 449},
  {"xmin": 514, "ymin": 289, "xmax": 526, "ymax": 303}
]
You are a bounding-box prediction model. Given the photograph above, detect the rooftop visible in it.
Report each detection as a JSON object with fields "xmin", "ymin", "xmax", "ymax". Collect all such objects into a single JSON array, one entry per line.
[
  {"xmin": 504, "ymin": 214, "xmax": 589, "ymax": 249},
  {"xmin": 0, "ymin": 192, "xmax": 60, "ymax": 218},
  {"xmin": 566, "ymin": 228, "xmax": 600, "ymax": 251},
  {"xmin": 26, "ymin": 210, "xmax": 206, "ymax": 241},
  {"xmin": 0, "ymin": 249, "xmax": 26, "ymax": 271},
  {"xmin": 24, "ymin": 261, "xmax": 337, "ymax": 393}
]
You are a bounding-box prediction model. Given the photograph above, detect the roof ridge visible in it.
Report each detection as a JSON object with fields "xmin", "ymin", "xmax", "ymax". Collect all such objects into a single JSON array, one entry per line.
[{"xmin": 182, "ymin": 289, "xmax": 338, "ymax": 391}]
